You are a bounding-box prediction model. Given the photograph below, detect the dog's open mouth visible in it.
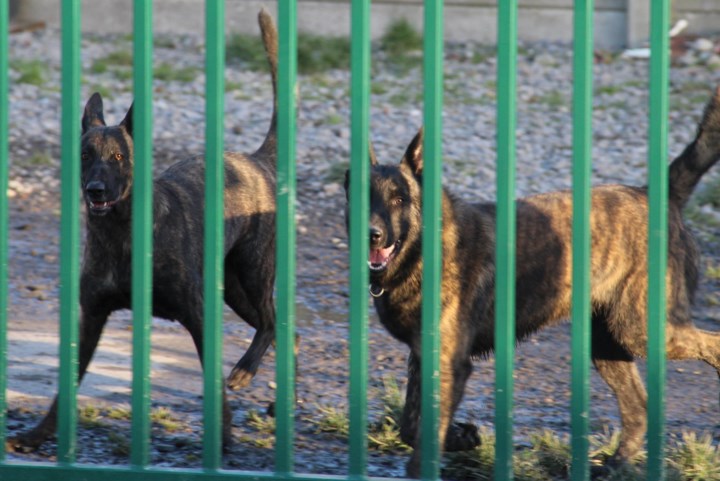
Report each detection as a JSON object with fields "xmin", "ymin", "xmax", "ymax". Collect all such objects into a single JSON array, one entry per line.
[
  {"xmin": 369, "ymin": 239, "xmax": 401, "ymax": 272},
  {"xmin": 87, "ymin": 199, "xmax": 119, "ymax": 214}
]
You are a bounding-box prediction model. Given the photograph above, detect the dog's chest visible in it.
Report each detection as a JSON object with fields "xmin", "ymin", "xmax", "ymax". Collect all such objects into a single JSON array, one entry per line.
[{"xmin": 374, "ymin": 295, "xmax": 421, "ymax": 346}]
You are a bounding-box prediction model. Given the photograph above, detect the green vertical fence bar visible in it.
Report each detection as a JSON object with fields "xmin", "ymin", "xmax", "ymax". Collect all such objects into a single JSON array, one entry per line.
[
  {"xmin": 131, "ymin": 0, "xmax": 153, "ymax": 468},
  {"xmin": 276, "ymin": 0, "xmax": 297, "ymax": 475},
  {"xmin": 58, "ymin": 0, "xmax": 81, "ymax": 464},
  {"xmin": 494, "ymin": 0, "xmax": 517, "ymax": 479},
  {"xmin": 349, "ymin": 0, "xmax": 370, "ymax": 476},
  {"xmin": 0, "ymin": 0, "xmax": 8, "ymax": 459},
  {"xmin": 203, "ymin": 0, "xmax": 225, "ymax": 470},
  {"xmin": 570, "ymin": 0, "xmax": 593, "ymax": 480},
  {"xmin": 420, "ymin": 0, "xmax": 443, "ymax": 479},
  {"xmin": 647, "ymin": 0, "xmax": 670, "ymax": 479}
]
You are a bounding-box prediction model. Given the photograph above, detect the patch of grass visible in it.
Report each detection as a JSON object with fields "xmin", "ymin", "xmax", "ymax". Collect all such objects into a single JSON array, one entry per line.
[
  {"xmin": 388, "ymin": 89, "xmax": 416, "ymax": 107},
  {"xmin": 325, "ymin": 113, "xmax": 344, "ymax": 126},
  {"xmin": 87, "ymin": 84, "xmax": 113, "ymax": 100},
  {"xmin": 11, "ymin": 60, "xmax": 49, "ymax": 86},
  {"xmin": 227, "ymin": 32, "xmax": 350, "ymax": 74},
  {"xmin": 94, "ymin": 50, "xmax": 133, "ymax": 69},
  {"xmin": 324, "ymin": 160, "xmax": 349, "ymax": 184},
  {"xmin": 225, "ymin": 80, "xmax": 243, "ymax": 92},
  {"xmin": 154, "ymin": 63, "xmax": 198, "ymax": 83},
  {"xmin": 113, "ymin": 68, "xmax": 133, "ymax": 82},
  {"xmin": 445, "ymin": 428, "xmax": 720, "ymax": 481},
  {"xmin": 595, "ymin": 85, "xmax": 623, "ymax": 96},
  {"xmin": 106, "ymin": 406, "xmax": 132, "ymax": 421},
  {"xmin": 240, "ymin": 410, "xmax": 275, "ymax": 449},
  {"xmin": 246, "ymin": 409, "xmax": 275, "ymax": 435},
  {"xmin": 154, "ymin": 36, "xmax": 178, "ymax": 49},
  {"xmin": 371, "ymin": 83, "xmax": 389, "ymax": 95},
  {"xmin": 79, "ymin": 404, "xmax": 105, "ymax": 428},
  {"xmin": 685, "ymin": 203, "xmax": 720, "ymax": 229},
  {"xmin": 151, "ymin": 407, "xmax": 182, "ymax": 432},
  {"xmin": 380, "ymin": 19, "xmax": 422, "ymax": 56},
  {"xmin": 471, "ymin": 49, "xmax": 492, "ymax": 64},
  {"xmin": 297, "ymin": 33, "xmax": 350, "ymax": 73},
  {"xmin": 108, "ymin": 431, "xmax": 130, "ymax": 457},
  {"xmin": 226, "ymin": 33, "xmax": 268, "ymax": 71},
  {"xmin": 706, "ymin": 263, "xmax": 720, "ymax": 280},
  {"xmin": 668, "ymin": 432, "xmax": 720, "ymax": 481},
  {"xmin": 311, "ymin": 404, "xmax": 350, "ymax": 436},
  {"xmin": 24, "ymin": 151, "xmax": 53, "ymax": 167},
  {"xmin": 531, "ymin": 90, "xmax": 567, "ymax": 109}
]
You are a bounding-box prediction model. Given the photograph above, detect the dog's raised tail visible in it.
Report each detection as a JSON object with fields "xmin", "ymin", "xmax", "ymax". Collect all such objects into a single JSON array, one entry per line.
[
  {"xmin": 669, "ymin": 86, "xmax": 720, "ymax": 207},
  {"xmin": 255, "ymin": 8, "xmax": 279, "ymax": 159}
]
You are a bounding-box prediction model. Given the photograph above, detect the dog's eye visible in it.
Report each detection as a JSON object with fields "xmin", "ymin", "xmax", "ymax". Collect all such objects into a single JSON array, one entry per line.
[
  {"xmin": 115, "ymin": 153, "xmax": 124, "ymax": 161},
  {"xmin": 392, "ymin": 197, "xmax": 404, "ymax": 206},
  {"xmin": 81, "ymin": 152, "xmax": 88, "ymax": 161}
]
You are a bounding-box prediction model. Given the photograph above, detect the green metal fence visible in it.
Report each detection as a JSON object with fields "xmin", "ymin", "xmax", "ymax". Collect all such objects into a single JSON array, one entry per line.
[{"xmin": 0, "ymin": 0, "xmax": 671, "ymax": 480}]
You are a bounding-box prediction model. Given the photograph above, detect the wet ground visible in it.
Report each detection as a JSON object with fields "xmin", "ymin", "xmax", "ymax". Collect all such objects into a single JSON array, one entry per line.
[{"xmin": 5, "ymin": 139, "xmax": 720, "ymax": 479}]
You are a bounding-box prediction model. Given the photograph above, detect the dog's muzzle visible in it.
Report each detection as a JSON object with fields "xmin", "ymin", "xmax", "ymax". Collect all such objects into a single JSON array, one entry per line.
[
  {"xmin": 368, "ymin": 239, "xmax": 401, "ymax": 272},
  {"xmin": 84, "ymin": 180, "xmax": 120, "ymax": 215}
]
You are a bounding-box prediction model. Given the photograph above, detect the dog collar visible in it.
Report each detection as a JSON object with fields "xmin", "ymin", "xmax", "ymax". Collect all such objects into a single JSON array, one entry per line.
[{"xmin": 369, "ymin": 283, "xmax": 385, "ymax": 298}]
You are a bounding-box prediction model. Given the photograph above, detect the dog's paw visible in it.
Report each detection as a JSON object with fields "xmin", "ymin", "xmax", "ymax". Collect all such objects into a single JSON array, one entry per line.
[
  {"xmin": 444, "ymin": 422, "xmax": 480, "ymax": 452},
  {"xmin": 226, "ymin": 367, "xmax": 255, "ymax": 391},
  {"xmin": 5, "ymin": 432, "xmax": 46, "ymax": 453}
]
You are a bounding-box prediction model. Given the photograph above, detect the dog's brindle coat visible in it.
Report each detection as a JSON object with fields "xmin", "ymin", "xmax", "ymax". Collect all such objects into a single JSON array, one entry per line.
[
  {"xmin": 346, "ymin": 88, "xmax": 720, "ymax": 477},
  {"xmin": 8, "ymin": 9, "xmax": 280, "ymax": 453}
]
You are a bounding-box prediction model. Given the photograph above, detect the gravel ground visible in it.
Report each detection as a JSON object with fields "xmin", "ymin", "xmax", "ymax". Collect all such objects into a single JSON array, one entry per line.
[{"xmin": 5, "ymin": 26, "xmax": 720, "ymax": 478}]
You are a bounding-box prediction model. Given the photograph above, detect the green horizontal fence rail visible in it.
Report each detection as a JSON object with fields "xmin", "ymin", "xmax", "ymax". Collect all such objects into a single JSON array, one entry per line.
[{"xmin": 0, "ymin": 0, "xmax": 672, "ymax": 480}]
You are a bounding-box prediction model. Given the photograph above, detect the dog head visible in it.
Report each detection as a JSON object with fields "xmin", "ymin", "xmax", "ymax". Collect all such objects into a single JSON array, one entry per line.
[
  {"xmin": 344, "ymin": 129, "xmax": 424, "ymax": 283},
  {"xmin": 80, "ymin": 93, "xmax": 134, "ymax": 216}
]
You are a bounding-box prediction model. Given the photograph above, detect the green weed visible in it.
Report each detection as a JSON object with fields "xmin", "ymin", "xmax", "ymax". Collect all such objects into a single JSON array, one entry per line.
[
  {"xmin": 380, "ymin": 19, "xmax": 422, "ymax": 56},
  {"xmin": 227, "ymin": 32, "xmax": 350, "ymax": 74},
  {"xmin": 154, "ymin": 63, "xmax": 198, "ymax": 83},
  {"xmin": 151, "ymin": 407, "xmax": 181, "ymax": 432},
  {"xmin": 11, "ymin": 60, "xmax": 49, "ymax": 86}
]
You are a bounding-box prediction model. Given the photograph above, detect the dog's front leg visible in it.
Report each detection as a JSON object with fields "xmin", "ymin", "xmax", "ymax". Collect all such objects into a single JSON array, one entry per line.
[
  {"xmin": 7, "ymin": 308, "xmax": 110, "ymax": 452},
  {"xmin": 399, "ymin": 351, "xmax": 421, "ymax": 449},
  {"xmin": 404, "ymin": 342, "xmax": 479, "ymax": 478}
]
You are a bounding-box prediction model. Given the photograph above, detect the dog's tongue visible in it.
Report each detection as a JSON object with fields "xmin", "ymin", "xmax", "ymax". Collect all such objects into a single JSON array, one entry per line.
[{"xmin": 369, "ymin": 245, "xmax": 394, "ymax": 265}]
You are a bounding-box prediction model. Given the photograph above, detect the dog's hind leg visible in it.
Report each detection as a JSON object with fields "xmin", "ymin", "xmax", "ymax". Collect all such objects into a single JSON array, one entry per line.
[
  {"xmin": 225, "ymin": 248, "xmax": 277, "ymax": 391},
  {"xmin": 592, "ymin": 317, "xmax": 647, "ymax": 465},
  {"xmin": 7, "ymin": 308, "xmax": 110, "ymax": 452}
]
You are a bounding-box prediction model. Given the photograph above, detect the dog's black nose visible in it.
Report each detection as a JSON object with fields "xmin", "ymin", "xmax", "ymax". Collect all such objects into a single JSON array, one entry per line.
[
  {"xmin": 370, "ymin": 226, "xmax": 383, "ymax": 246},
  {"xmin": 85, "ymin": 180, "xmax": 106, "ymax": 199}
]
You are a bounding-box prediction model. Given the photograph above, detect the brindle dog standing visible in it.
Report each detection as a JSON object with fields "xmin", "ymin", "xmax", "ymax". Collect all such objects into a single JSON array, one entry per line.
[
  {"xmin": 9, "ymin": 9, "xmax": 280, "ymax": 452},
  {"xmin": 345, "ymin": 88, "xmax": 720, "ymax": 477}
]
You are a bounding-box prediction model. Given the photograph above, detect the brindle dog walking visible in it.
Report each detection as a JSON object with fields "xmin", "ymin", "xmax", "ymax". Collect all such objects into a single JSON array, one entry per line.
[
  {"xmin": 9, "ymin": 9, "xmax": 280, "ymax": 452},
  {"xmin": 346, "ymin": 88, "xmax": 720, "ymax": 477}
]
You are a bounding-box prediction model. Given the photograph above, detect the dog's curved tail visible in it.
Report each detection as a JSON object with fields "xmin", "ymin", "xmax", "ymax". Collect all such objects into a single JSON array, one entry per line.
[
  {"xmin": 669, "ymin": 86, "xmax": 720, "ymax": 207},
  {"xmin": 255, "ymin": 8, "xmax": 279, "ymax": 159}
]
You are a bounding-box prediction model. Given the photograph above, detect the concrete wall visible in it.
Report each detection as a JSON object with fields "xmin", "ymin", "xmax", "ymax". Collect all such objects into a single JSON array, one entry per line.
[{"xmin": 13, "ymin": 0, "xmax": 720, "ymax": 50}]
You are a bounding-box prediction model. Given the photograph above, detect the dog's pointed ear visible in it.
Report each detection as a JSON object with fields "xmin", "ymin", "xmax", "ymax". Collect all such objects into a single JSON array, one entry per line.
[
  {"xmin": 400, "ymin": 127, "xmax": 423, "ymax": 175},
  {"xmin": 369, "ymin": 140, "xmax": 379, "ymax": 166},
  {"xmin": 82, "ymin": 92, "xmax": 106, "ymax": 134},
  {"xmin": 119, "ymin": 102, "xmax": 134, "ymax": 138}
]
